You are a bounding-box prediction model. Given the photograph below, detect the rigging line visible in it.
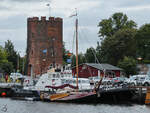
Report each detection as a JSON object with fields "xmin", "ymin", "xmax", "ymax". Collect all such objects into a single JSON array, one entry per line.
[
  {"xmin": 71, "ymin": 21, "xmax": 77, "ymax": 67},
  {"xmin": 75, "ymin": 24, "xmax": 93, "ymax": 77},
  {"xmin": 83, "ymin": 56, "xmax": 93, "ymax": 78},
  {"xmin": 78, "ymin": 28, "xmax": 104, "ymax": 71},
  {"xmin": 71, "ymin": 25, "xmax": 76, "ymax": 55},
  {"xmin": 78, "ymin": 29, "xmax": 93, "ymax": 77},
  {"xmin": 78, "ymin": 30, "xmax": 96, "ymax": 78}
]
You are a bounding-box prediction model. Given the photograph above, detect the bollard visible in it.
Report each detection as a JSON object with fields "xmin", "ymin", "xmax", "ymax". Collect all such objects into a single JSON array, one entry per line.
[{"xmin": 145, "ymin": 88, "xmax": 150, "ymax": 104}]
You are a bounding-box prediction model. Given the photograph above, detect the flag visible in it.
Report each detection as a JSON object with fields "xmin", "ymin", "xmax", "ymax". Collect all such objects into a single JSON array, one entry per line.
[
  {"xmin": 42, "ymin": 49, "xmax": 47, "ymax": 53},
  {"xmin": 69, "ymin": 13, "xmax": 77, "ymax": 18}
]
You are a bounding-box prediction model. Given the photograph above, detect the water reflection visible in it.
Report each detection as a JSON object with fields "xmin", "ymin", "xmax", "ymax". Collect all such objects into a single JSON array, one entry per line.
[{"xmin": 0, "ymin": 98, "xmax": 150, "ymax": 113}]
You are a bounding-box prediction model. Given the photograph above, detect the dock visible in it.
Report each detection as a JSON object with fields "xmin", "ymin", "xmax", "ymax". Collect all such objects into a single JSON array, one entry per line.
[{"xmin": 0, "ymin": 82, "xmax": 150, "ymax": 104}]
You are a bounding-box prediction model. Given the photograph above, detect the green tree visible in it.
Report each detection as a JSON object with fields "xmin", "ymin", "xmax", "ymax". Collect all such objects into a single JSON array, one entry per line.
[
  {"xmin": 135, "ymin": 24, "xmax": 150, "ymax": 61},
  {"xmin": 118, "ymin": 56, "xmax": 137, "ymax": 77},
  {"xmin": 78, "ymin": 53, "xmax": 86, "ymax": 64},
  {"xmin": 71, "ymin": 53, "xmax": 86, "ymax": 67},
  {"xmin": 0, "ymin": 62, "xmax": 13, "ymax": 74},
  {"xmin": 0, "ymin": 46, "xmax": 7, "ymax": 62},
  {"xmin": 84, "ymin": 47, "xmax": 96, "ymax": 63},
  {"xmin": 100, "ymin": 28, "xmax": 137, "ymax": 65},
  {"xmin": 71, "ymin": 54, "xmax": 76, "ymax": 67},
  {"xmin": 0, "ymin": 46, "xmax": 13, "ymax": 74},
  {"xmin": 98, "ymin": 12, "xmax": 137, "ymax": 38},
  {"xmin": 4, "ymin": 40, "xmax": 18, "ymax": 70}
]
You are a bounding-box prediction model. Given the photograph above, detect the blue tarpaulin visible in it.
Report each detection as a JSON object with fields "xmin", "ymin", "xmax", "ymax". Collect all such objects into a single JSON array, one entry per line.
[
  {"xmin": 42, "ymin": 49, "xmax": 47, "ymax": 53},
  {"xmin": 67, "ymin": 59, "xmax": 71, "ymax": 63}
]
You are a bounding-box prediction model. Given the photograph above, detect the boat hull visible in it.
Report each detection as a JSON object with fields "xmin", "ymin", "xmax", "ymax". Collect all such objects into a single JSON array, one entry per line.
[{"xmin": 51, "ymin": 92, "xmax": 97, "ymax": 103}]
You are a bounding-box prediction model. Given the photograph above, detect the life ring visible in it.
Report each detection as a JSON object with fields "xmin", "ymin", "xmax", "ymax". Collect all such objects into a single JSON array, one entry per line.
[{"xmin": 1, "ymin": 92, "xmax": 7, "ymax": 97}]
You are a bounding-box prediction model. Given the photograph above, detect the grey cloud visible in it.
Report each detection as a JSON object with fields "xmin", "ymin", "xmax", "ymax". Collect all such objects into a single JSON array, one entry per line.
[
  {"xmin": 110, "ymin": 0, "xmax": 150, "ymax": 8},
  {"xmin": 0, "ymin": 15, "xmax": 27, "ymax": 29},
  {"xmin": 8, "ymin": 0, "xmax": 50, "ymax": 3},
  {"xmin": 0, "ymin": 5, "xmax": 10, "ymax": 10},
  {"xmin": 0, "ymin": 0, "xmax": 150, "ymax": 53}
]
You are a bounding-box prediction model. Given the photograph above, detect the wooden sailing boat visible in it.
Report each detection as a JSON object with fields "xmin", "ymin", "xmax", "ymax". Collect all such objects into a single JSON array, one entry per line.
[{"xmin": 50, "ymin": 10, "xmax": 97, "ymax": 102}]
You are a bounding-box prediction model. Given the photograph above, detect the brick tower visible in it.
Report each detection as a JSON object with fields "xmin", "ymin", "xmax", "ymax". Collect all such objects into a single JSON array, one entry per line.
[{"xmin": 26, "ymin": 16, "xmax": 63, "ymax": 76}]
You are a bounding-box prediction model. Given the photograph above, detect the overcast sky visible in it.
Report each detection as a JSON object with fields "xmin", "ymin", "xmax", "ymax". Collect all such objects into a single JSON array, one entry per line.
[{"xmin": 0, "ymin": 0, "xmax": 150, "ymax": 56}]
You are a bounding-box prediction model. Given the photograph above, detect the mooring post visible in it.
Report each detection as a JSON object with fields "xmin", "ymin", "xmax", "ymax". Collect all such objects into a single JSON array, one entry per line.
[
  {"xmin": 138, "ymin": 87, "xmax": 142, "ymax": 104},
  {"xmin": 145, "ymin": 88, "xmax": 150, "ymax": 104}
]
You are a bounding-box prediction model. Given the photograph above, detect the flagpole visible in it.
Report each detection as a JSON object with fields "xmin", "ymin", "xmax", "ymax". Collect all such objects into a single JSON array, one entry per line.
[{"xmin": 46, "ymin": 2, "xmax": 51, "ymax": 17}]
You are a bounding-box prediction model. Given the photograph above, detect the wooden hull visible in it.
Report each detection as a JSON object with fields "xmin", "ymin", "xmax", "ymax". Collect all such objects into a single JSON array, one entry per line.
[{"xmin": 51, "ymin": 92, "xmax": 97, "ymax": 103}]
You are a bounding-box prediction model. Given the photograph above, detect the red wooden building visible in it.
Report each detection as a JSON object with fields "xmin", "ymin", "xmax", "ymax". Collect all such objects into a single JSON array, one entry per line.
[{"xmin": 72, "ymin": 63, "xmax": 123, "ymax": 78}]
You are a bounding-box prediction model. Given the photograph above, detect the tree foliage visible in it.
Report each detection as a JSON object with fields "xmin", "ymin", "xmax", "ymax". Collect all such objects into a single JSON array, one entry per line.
[
  {"xmin": 135, "ymin": 24, "xmax": 150, "ymax": 60},
  {"xmin": 84, "ymin": 47, "xmax": 96, "ymax": 63},
  {"xmin": 100, "ymin": 28, "xmax": 137, "ymax": 65},
  {"xmin": 0, "ymin": 46, "xmax": 13, "ymax": 74},
  {"xmin": 98, "ymin": 12, "xmax": 137, "ymax": 38},
  {"xmin": 71, "ymin": 53, "xmax": 86, "ymax": 67},
  {"xmin": 118, "ymin": 56, "xmax": 137, "ymax": 77},
  {"xmin": 0, "ymin": 61, "xmax": 13, "ymax": 74},
  {"xmin": 5, "ymin": 40, "xmax": 18, "ymax": 71}
]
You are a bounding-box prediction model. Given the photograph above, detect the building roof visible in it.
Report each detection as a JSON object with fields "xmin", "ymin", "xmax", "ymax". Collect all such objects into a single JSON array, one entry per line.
[{"xmin": 84, "ymin": 63, "xmax": 123, "ymax": 71}]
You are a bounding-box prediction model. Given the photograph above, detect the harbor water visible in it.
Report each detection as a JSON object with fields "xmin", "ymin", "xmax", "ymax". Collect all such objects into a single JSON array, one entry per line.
[{"xmin": 0, "ymin": 98, "xmax": 150, "ymax": 113}]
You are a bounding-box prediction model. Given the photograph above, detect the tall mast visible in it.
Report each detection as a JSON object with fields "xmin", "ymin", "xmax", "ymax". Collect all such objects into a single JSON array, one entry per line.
[
  {"xmin": 76, "ymin": 17, "xmax": 79, "ymax": 91},
  {"xmin": 70, "ymin": 8, "xmax": 78, "ymax": 91}
]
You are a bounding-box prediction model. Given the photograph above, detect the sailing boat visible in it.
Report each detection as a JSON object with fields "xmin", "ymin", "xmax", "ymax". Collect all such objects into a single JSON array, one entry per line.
[{"xmin": 49, "ymin": 11, "xmax": 97, "ymax": 103}]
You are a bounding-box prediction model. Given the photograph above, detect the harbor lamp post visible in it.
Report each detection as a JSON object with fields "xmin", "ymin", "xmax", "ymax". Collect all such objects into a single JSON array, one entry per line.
[
  {"xmin": 137, "ymin": 57, "xmax": 143, "ymax": 64},
  {"xmin": 46, "ymin": 1, "xmax": 52, "ymax": 17},
  {"xmin": 17, "ymin": 51, "xmax": 21, "ymax": 72}
]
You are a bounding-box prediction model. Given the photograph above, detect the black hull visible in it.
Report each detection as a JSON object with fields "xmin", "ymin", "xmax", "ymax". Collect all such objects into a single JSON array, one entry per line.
[
  {"xmin": 97, "ymin": 89, "xmax": 135, "ymax": 104},
  {"xmin": 52, "ymin": 89, "xmax": 136, "ymax": 104}
]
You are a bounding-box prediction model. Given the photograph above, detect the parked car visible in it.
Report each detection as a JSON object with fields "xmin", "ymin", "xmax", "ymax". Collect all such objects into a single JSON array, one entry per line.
[
  {"xmin": 127, "ymin": 75, "xmax": 147, "ymax": 86},
  {"xmin": 89, "ymin": 77, "xmax": 112, "ymax": 85},
  {"xmin": 10, "ymin": 73, "xmax": 25, "ymax": 81},
  {"xmin": 126, "ymin": 75, "xmax": 137, "ymax": 86},
  {"xmin": 142, "ymin": 77, "xmax": 150, "ymax": 86},
  {"xmin": 112, "ymin": 77, "xmax": 128, "ymax": 85},
  {"xmin": 89, "ymin": 76, "xmax": 100, "ymax": 85},
  {"xmin": 136, "ymin": 76, "xmax": 146, "ymax": 86},
  {"xmin": 101, "ymin": 77, "xmax": 113, "ymax": 85}
]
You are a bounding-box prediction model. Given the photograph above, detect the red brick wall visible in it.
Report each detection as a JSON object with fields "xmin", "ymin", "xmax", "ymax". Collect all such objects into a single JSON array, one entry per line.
[{"xmin": 27, "ymin": 17, "xmax": 63, "ymax": 76}]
